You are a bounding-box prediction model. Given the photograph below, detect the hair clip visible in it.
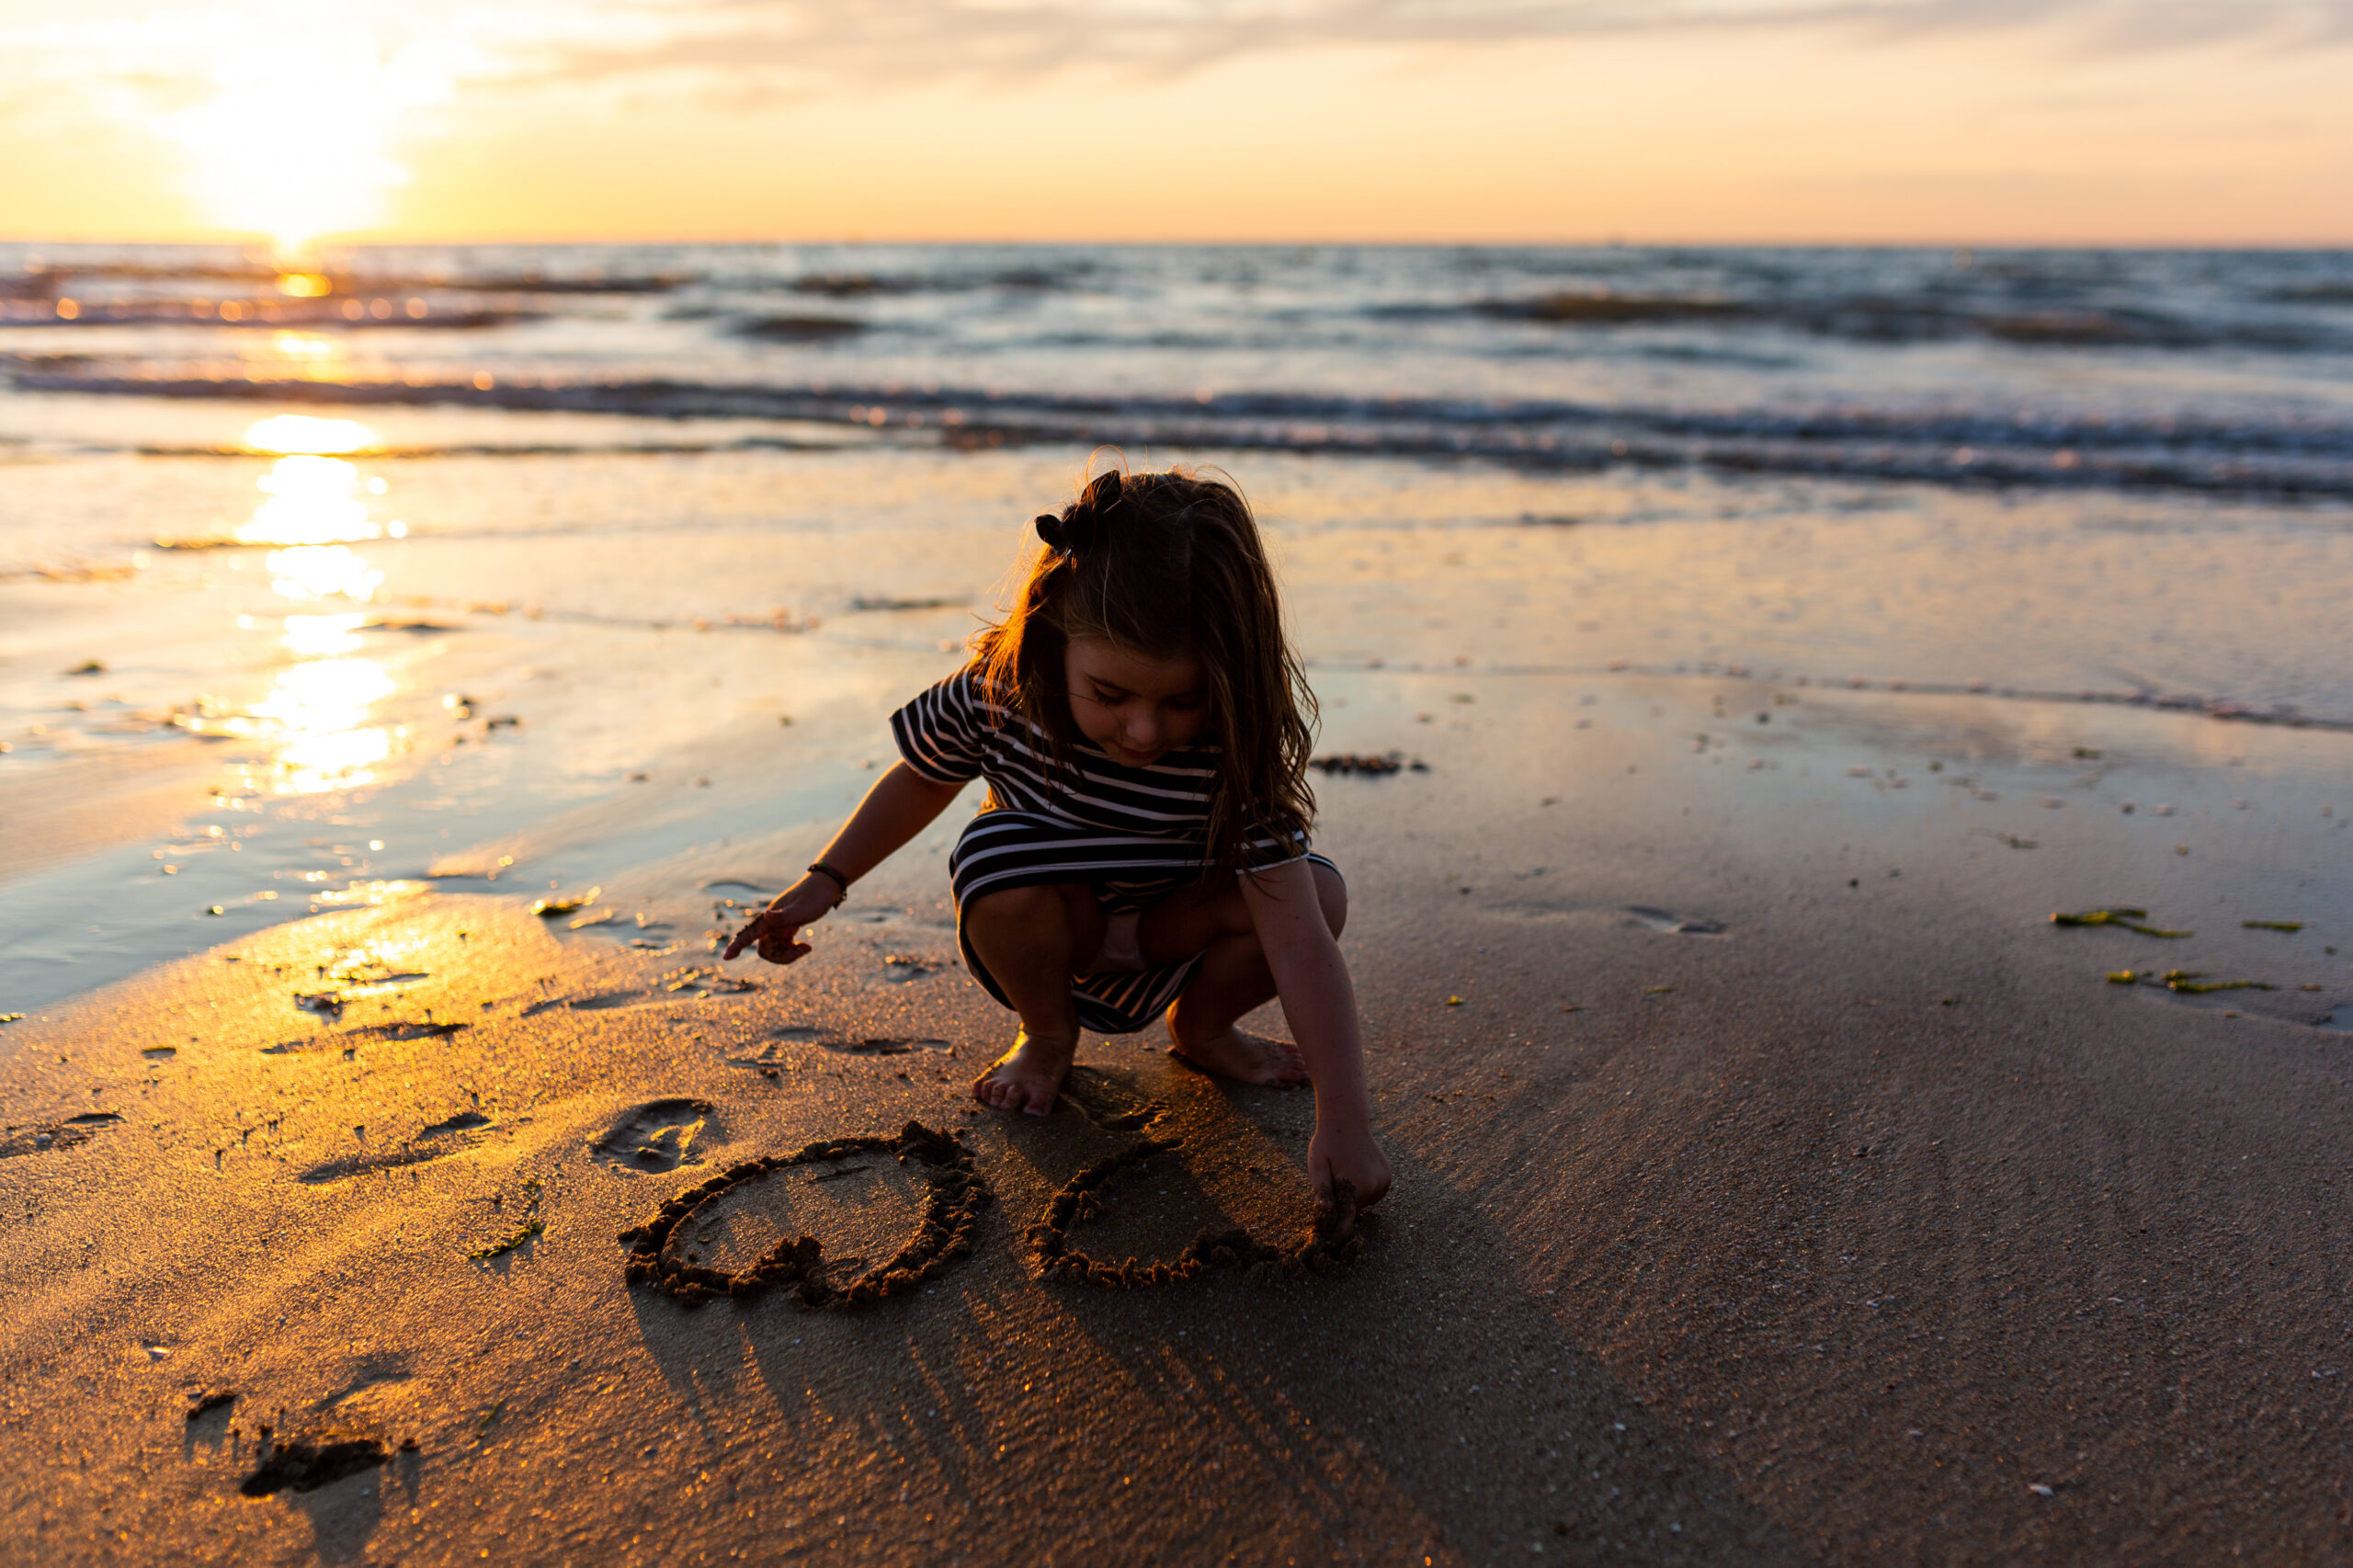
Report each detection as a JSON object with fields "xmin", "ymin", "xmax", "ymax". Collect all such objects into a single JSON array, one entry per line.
[{"xmin": 1080, "ymin": 471, "xmax": 1124, "ymax": 515}]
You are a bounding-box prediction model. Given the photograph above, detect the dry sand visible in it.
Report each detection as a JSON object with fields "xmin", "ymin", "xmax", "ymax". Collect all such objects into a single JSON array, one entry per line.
[{"xmin": 4, "ymin": 672, "xmax": 2351, "ymax": 1566}]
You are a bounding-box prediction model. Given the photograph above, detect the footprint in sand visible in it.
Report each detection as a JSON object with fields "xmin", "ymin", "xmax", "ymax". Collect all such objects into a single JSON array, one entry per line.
[
  {"xmin": 296, "ymin": 1109, "xmax": 493, "ymax": 1184},
  {"xmin": 1624, "ymin": 906, "xmax": 1728, "ymax": 936},
  {"xmin": 240, "ymin": 1436, "xmax": 390, "ymax": 1497},
  {"xmin": 727, "ymin": 1028, "xmax": 951, "ymax": 1071},
  {"xmin": 263, "ymin": 1020, "xmax": 465, "ymax": 1055},
  {"xmin": 1057, "ymin": 1067, "xmax": 1164, "ymax": 1132},
  {"xmin": 0, "ymin": 1110, "xmax": 125, "ymax": 1159},
  {"xmin": 539, "ymin": 972, "xmax": 759, "ymax": 1017},
  {"xmin": 590, "ymin": 1099, "xmax": 716, "ymax": 1173},
  {"xmin": 823, "ymin": 1036, "xmax": 953, "ymax": 1056}
]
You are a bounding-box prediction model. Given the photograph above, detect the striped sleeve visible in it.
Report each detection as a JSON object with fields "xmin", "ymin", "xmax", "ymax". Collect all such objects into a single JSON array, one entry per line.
[
  {"xmin": 1238, "ymin": 818, "xmax": 1313, "ymax": 872},
  {"xmin": 890, "ymin": 668, "xmax": 992, "ymax": 784}
]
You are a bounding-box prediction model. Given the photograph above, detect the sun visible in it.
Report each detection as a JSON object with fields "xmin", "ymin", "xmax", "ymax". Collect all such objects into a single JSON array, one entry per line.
[{"xmin": 158, "ymin": 7, "xmax": 459, "ymax": 254}]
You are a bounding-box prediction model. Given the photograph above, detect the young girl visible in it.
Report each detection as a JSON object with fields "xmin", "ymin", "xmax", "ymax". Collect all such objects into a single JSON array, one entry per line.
[{"xmin": 723, "ymin": 468, "xmax": 1390, "ymax": 1214}]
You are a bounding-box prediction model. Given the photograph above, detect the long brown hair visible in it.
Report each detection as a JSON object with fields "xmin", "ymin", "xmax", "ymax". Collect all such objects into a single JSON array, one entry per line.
[{"xmin": 972, "ymin": 462, "xmax": 1317, "ymax": 881}]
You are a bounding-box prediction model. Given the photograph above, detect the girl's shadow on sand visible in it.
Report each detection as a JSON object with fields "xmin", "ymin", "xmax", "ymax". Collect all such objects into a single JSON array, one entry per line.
[{"xmin": 621, "ymin": 1059, "xmax": 1809, "ymax": 1564}]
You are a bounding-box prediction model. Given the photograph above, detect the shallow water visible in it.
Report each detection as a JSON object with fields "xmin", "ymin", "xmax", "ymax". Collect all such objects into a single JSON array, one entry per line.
[{"xmin": 3, "ymin": 244, "xmax": 2348, "ymax": 1017}]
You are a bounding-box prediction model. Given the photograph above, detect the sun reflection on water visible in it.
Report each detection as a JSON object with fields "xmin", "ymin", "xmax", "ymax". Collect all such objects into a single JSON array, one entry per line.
[
  {"xmin": 267, "ymin": 331, "xmax": 341, "ymax": 362},
  {"xmin": 251, "ymin": 658, "xmax": 399, "ymax": 795},
  {"xmin": 243, "ymin": 456, "xmax": 380, "ymax": 547},
  {"xmin": 222, "ymin": 415, "xmax": 410, "ymax": 794},
  {"xmin": 267, "ymin": 544, "xmax": 385, "ymax": 601},
  {"xmin": 282, "ymin": 612, "xmax": 368, "ymax": 657},
  {"xmin": 245, "ymin": 415, "xmax": 377, "ymax": 456}
]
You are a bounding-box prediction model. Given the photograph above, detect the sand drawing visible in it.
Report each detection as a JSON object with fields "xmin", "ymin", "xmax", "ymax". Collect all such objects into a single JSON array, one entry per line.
[
  {"xmin": 1026, "ymin": 1142, "xmax": 1361, "ymax": 1287},
  {"xmin": 615, "ymin": 1074, "xmax": 1365, "ymax": 1310},
  {"xmin": 1022, "ymin": 1089, "xmax": 1363, "ymax": 1288},
  {"xmin": 620, "ymin": 1121, "xmax": 988, "ymax": 1310}
]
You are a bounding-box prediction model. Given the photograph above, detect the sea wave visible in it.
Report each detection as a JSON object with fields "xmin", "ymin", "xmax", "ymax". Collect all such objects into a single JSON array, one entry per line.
[{"xmin": 15, "ymin": 366, "xmax": 2353, "ymax": 502}]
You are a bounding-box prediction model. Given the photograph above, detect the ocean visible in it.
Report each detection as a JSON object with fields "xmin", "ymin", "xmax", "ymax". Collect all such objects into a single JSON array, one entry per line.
[{"xmin": 3, "ymin": 242, "xmax": 2349, "ymax": 1011}]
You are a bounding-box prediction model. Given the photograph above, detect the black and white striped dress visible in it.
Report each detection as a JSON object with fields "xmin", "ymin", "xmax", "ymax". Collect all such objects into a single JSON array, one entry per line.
[{"xmin": 890, "ymin": 668, "xmax": 1335, "ymax": 1035}]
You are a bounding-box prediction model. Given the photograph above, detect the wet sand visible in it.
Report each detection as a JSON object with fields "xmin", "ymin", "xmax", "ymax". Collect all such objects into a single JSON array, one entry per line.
[{"xmin": 5, "ymin": 669, "xmax": 2350, "ymax": 1565}]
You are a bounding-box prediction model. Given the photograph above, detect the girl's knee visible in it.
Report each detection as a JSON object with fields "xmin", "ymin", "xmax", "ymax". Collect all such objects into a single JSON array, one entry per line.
[{"xmin": 967, "ymin": 882, "xmax": 1081, "ymax": 929}]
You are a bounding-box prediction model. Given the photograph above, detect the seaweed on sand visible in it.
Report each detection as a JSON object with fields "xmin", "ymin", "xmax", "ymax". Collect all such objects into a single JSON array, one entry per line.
[
  {"xmin": 532, "ymin": 887, "xmax": 600, "ymax": 918},
  {"xmin": 2108, "ymin": 969, "xmax": 2278, "ymax": 994},
  {"xmin": 2051, "ymin": 907, "xmax": 2192, "ymax": 938},
  {"xmin": 1309, "ymin": 752, "xmax": 1428, "ymax": 778},
  {"xmin": 468, "ymin": 1220, "xmax": 543, "ymax": 1261},
  {"xmin": 618, "ymin": 1121, "xmax": 987, "ymax": 1311},
  {"xmin": 2161, "ymin": 971, "xmax": 2276, "ymax": 994}
]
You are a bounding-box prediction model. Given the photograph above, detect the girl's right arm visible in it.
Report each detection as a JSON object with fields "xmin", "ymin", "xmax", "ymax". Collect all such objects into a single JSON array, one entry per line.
[{"xmin": 722, "ymin": 760, "xmax": 967, "ymax": 965}]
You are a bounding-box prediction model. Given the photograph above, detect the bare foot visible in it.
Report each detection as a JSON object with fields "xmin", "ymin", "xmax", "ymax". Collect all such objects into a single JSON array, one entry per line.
[
  {"xmin": 971, "ymin": 1029, "xmax": 1076, "ymax": 1117},
  {"xmin": 1166, "ymin": 1024, "xmax": 1308, "ymax": 1088}
]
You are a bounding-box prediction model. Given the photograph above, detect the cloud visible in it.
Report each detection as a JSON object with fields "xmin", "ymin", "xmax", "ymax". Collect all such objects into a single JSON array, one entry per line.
[{"xmin": 528, "ymin": 0, "xmax": 2353, "ymax": 90}]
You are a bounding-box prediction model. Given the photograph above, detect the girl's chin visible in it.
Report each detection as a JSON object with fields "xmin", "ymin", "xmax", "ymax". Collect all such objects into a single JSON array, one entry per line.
[{"xmin": 1102, "ymin": 742, "xmax": 1165, "ymax": 767}]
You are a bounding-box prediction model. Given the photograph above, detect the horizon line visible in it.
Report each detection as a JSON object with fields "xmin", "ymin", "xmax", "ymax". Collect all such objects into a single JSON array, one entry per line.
[{"xmin": 6, "ymin": 234, "xmax": 2352, "ymax": 253}]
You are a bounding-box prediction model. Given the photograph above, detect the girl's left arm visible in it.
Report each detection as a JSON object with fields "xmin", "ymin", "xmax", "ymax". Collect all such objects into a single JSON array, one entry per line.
[{"xmin": 1241, "ymin": 858, "xmax": 1392, "ymax": 1214}]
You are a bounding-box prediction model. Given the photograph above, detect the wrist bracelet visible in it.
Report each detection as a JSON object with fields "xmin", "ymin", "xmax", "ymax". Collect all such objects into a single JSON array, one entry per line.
[{"xmin": 806, "ymin": 861, "xmax": 851, "ymax": 906}]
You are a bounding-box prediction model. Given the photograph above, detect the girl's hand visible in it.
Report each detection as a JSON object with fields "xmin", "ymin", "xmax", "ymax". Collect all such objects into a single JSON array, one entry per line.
[
  {"xmin": 1309, "ymin": 1119, "xmax": 1392, "ymax": 1220},
  {"xmin": 722, "ymin": 877, "xmax": 838, "ymax": 965}
]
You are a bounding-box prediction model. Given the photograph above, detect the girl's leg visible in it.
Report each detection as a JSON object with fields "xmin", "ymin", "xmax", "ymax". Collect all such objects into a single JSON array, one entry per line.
[
  {"xmin": 963, "ymin": 881, "xmax": 1106, "ymax": 1116},
  {"xmin": 1146, "ymin": 863, "xmax": 1347, "ymax": 1087}
]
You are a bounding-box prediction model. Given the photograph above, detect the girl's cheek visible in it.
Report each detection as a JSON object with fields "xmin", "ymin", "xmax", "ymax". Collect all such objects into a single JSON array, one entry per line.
[{"xmin": 1070, "ymin": 695, "xmax": 1118, "ymax": 743}]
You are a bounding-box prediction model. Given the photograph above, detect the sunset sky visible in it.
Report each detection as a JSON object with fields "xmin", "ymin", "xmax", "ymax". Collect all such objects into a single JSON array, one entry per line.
[{"xmin": 1, "ymin": 0, "xmax": 2347, "ymax": 248}]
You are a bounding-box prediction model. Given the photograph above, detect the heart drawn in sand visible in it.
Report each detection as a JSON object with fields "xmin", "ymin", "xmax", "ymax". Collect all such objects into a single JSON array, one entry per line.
[
  {"xmin": 619, "ymin": 1121, "xmax": 989, "ymax": 1310},
  {"xmin": 613, "ymin": 1085, "xmax": 1366, "ymax": 1310}
]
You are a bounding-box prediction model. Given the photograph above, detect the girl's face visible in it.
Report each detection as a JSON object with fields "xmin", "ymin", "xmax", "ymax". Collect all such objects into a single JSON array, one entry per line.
[{"xmin": 1063, "ymin": 635, "xmax": 1209, "ymax": 767}]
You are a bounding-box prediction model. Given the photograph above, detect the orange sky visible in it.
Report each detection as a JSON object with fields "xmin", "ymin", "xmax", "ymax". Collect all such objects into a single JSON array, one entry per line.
[{"xmin": 1, "ymin": 1, "xmax": 2347, "ymax": 247}]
